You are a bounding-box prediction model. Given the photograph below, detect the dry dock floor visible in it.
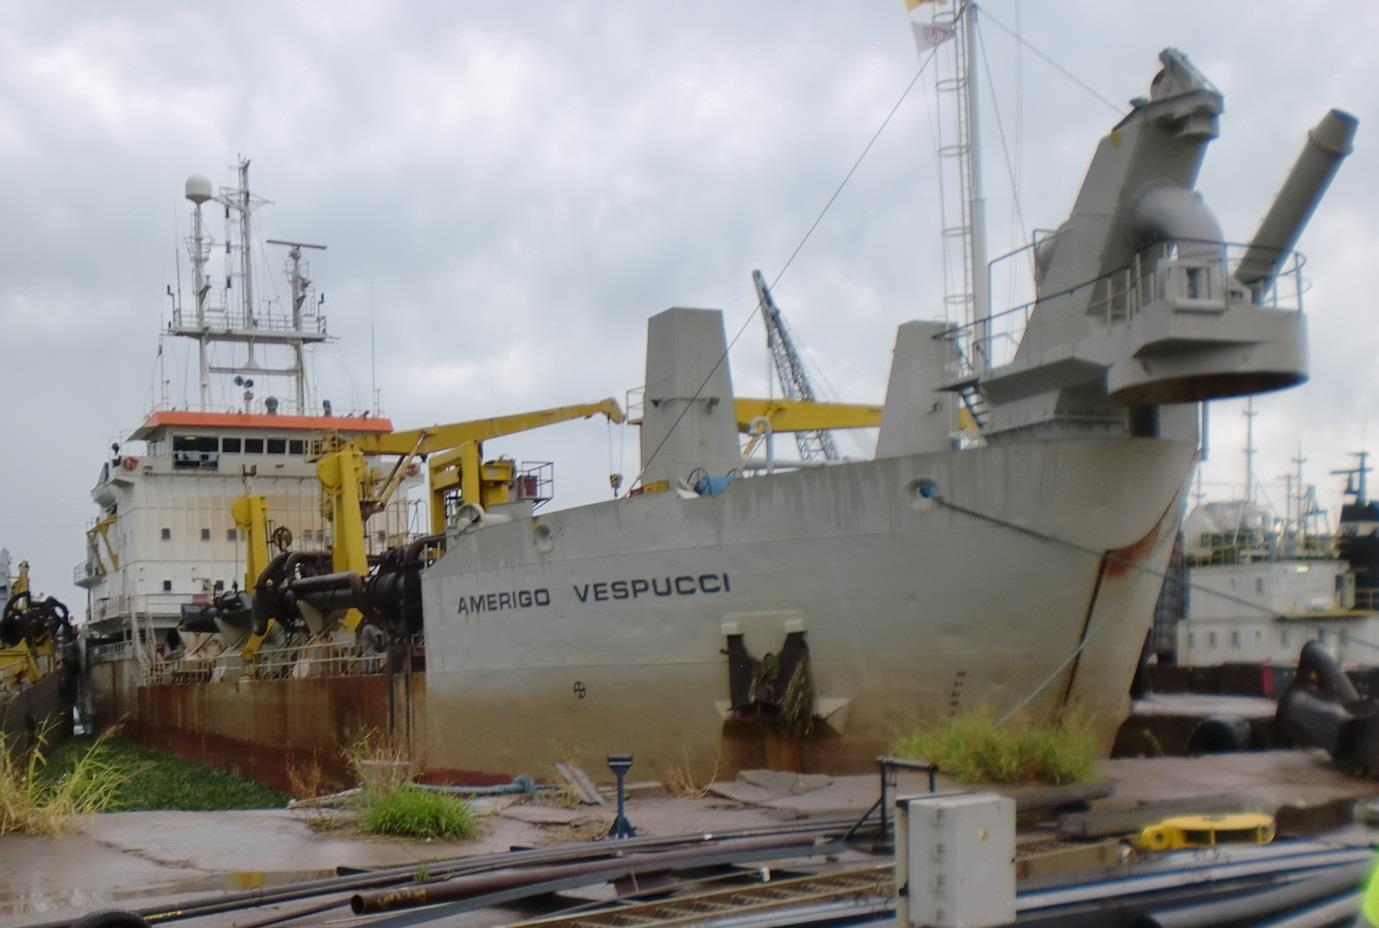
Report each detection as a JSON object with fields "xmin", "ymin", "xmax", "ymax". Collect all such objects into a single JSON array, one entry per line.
[{"xmin": 2, "ymin": 750, "xmax": 1375, "ymax": 927}]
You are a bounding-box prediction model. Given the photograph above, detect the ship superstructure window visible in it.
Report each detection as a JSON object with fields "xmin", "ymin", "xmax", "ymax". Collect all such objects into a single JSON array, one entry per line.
[
  {"xmin": 214, "ymin": 580, "xmax": 225, "ymax": 592},
  {"xmin": 1282, "ymin": 629, "xmax": 1290, "ymax": 647},
  {"xmin": 162, "ymin": 580, "xmax": 172, "ymax": 592},
  {"xmin": 289, "ymin": 439, "xmax": 305, "ymax": 455},
  {"xmin": 244, "ymin": 438, "xmax": 265, "ymax": 453},
  {"xmin": 200, "ymin": 528, "xmax": 211, "ymax": 541},
  {"xmin": 226, "ymin": 528, "xmax": 237, "ymax": 541},
  {"xmin": 173, "ymin": 435, "xmax": 219, "ymax": 469},
  {"xmin": 1208, "ymin": 631, "xmax": 1217, "ymax": 648},
  {"xmin": 161, "ymin": 528, "xmax": 171, "ymax": 541},
  {"xmin": 222, "ymin": 437, "xmax": 242, "ymax": 453},
  {"xmin": 1230, "ymin": 630, "xmax": 1240, "ymax": 648},
  {"xmin": 267, "ymin": 438, "xmax": 287, "ymax": 454}
]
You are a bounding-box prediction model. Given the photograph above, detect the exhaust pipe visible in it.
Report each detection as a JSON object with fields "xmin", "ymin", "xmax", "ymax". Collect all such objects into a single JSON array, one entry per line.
[{"xmin": 1235, "ymin": 109, "xmax": 1357, "ymax": 293}]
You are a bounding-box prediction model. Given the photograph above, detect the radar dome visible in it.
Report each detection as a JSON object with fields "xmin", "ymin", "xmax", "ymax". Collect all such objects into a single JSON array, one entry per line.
[{"xmin": 184, "ymin": 175, "xmax": 213, "ymax": 204}]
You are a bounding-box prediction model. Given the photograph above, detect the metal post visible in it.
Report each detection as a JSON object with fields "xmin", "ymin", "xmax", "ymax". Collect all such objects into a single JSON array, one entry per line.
[{"xmin": 607, "ymin": 754, "xmax": 636, "ymax": 839}]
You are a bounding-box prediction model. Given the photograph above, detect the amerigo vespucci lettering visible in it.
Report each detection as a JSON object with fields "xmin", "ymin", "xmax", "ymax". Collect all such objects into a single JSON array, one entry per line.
[{"xmin": 454, "ymin": 573, "xmax": 731, "ymax": 615}]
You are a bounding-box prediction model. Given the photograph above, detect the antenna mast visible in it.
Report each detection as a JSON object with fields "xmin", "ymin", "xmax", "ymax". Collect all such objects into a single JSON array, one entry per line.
[{"xmin": 169, "ymin": 160, "xmax": 329, "ymax": 415}]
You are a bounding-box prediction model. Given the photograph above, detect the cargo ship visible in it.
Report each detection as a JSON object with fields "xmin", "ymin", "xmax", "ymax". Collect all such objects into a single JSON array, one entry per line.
[{"xmin": 83, "ymin": 33, "xmax": 1356, "ymax": 787}]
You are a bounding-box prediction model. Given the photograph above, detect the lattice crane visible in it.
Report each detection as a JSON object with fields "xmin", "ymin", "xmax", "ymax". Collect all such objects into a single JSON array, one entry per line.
[{"xmin": 753, "ymin": 270, "xmax": 841, "ymax": 462}]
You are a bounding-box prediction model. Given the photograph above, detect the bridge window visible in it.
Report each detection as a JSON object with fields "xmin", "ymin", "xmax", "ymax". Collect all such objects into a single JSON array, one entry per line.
[
  {"xmin": 173, "ymin": 435, "xmax": 220, "ymax": 470},
  {"xmin": 289, "ymin": 439, "xmax": 306, "ymax": 455},
  {"xmin": 266, "ymin": 438, "xmax": 287, "ymax": 454},
  {"xmin": 221, "ymin": 437, "xmax": 242, "ymax": 453},
  {"xmin": 244, "ymin": 438, "xmax": 264, "ymax": 454}
]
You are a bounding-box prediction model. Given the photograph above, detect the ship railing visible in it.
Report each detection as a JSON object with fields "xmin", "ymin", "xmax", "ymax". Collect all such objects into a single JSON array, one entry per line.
[
  {"xmin": 87, "ymin": 640, "xmax": 138, "ymax": 664},
  {"xmin": 142, "ymin": 639, "xmax": 385, "ymax": 684},
  {"xmin": 170, "ymin": 307, "xmax": 328, "ymax": 337},
  {"xmin": 953, "ymin": 240, "xmax": 1307, "ymax": 372}
]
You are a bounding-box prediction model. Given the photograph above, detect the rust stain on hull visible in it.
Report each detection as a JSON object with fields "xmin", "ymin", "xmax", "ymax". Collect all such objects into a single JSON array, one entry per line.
[{"xmin": 121, "ymin": 674, "xmax": 423, "ymax": 793}]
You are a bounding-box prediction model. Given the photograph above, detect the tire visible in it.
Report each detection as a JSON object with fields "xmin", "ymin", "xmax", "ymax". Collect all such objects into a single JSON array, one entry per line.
[{"xmin": 72, "ymin": 910, "xmax": 151, "ymax": 928}]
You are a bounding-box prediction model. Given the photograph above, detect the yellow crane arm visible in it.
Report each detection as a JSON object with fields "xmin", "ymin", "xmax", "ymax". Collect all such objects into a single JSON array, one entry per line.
[
  {"xmin": 355, "ymin": 399, "xmax": 626, "ymax": 457},
  {"xmin": 733, "ymin": 398, "xmax": 882, "ymax": 433}
]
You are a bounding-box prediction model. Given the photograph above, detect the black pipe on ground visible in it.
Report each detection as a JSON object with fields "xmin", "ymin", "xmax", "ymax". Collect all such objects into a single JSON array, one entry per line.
[{"xmin": 351, "ymin": 834, "xmax": 834, "ymax": 915}]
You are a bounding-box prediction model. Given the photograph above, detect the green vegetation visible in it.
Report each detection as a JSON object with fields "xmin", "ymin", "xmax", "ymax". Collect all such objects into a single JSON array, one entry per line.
[
  {"xmin": 343, "ymin": 726, "xmax": 477, "ymax": 840},
  {"xmin": 892, "ymin": 710, "xmax": 1097, "ymax": 785},
  {"xmin": 0, "ymin": 729, "xmax": 132, "ymax": 834},
  {"xmin": 41, "ymin": 736, "xmax": 290, "ymax": 811},
  {"xmin": 358, "ymin": 788, "xmax": 476, "ymax": 840}
]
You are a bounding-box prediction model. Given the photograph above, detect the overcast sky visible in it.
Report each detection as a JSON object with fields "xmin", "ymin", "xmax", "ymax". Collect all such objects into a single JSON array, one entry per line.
[{"xmin": 1, "ymin": 1, "xmax": 1375, "ymax": 602}]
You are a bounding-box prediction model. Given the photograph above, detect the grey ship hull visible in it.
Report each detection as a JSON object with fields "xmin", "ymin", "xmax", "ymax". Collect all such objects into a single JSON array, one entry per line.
[{"xmin": 422, "ymin": 436, "xmax": 1194, "ymax": 777}]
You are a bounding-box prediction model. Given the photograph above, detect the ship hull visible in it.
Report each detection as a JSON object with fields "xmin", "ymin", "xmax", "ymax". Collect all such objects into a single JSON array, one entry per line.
[{"xmin": 421, "ymin": 435, "xmax": 1195, "ymax": 778}]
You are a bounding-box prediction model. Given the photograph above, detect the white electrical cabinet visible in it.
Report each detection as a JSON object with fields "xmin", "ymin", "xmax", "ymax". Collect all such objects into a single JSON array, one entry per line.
[{"xmin": 895, "ymin": 792, "xmax": 1016, "ymax": 928}]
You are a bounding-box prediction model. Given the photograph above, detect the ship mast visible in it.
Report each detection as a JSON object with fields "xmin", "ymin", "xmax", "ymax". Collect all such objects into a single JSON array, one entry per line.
[
  {"xmin": 171, "ymin": 158, "xmax": 328, "ymax": 414},
  {"xmin": 929, "ymin": 1, "xmax": 991, "ymax": 371}
]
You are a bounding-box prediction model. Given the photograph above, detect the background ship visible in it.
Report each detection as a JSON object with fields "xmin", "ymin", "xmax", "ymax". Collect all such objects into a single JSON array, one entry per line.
[
  {"xmin": 1, "ymin": 551, "xmax": 77, "ymax": 753},
  {"xmin": 83, "ymin": 23, "xmax": 1356, "ymax": 786}
]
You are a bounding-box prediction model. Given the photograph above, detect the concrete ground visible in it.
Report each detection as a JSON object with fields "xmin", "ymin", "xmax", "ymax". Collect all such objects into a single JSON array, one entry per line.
[{"xmin": 3, "ymin": 751, "xmax": 1376, "ymax": 927}]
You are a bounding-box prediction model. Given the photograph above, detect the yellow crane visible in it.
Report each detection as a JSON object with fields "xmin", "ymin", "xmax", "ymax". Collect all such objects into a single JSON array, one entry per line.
[{"xmin": 234, "ymin": 399, "xmax": 627, "ymax": 650}]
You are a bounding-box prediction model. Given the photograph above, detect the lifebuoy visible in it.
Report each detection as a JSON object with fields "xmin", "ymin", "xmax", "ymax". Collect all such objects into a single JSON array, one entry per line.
[{"xmin": 121, "ymin": 456, "xmax": 138, "ymax": 471}]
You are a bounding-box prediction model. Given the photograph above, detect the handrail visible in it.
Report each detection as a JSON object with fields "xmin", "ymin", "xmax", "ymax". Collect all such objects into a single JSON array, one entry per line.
[{"xmin": 943, "ymin": 239, "xmax": 1308, "ymax": 373}]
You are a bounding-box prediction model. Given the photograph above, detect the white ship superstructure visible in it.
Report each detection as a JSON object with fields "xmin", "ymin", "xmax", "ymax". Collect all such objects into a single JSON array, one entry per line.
[{"xmin": 77, "ymin": 161, "xmax": 416, "ymax": 661}]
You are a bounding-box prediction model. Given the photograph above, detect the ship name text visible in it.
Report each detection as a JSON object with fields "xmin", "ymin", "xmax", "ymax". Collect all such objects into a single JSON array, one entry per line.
[{"xmin": 454, "ymin": 573, "xmax": 732, "ymax": 615}]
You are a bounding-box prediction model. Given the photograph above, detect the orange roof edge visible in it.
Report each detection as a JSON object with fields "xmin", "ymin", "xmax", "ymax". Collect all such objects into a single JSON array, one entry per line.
[{"xmin": 131, "ymin": 410, "xmax": 394, "ymax": 440}]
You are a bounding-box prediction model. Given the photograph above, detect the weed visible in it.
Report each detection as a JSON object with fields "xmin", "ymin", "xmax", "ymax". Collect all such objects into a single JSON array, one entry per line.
[
  {"xmin": 343, "ymin": 727, "xmax": 416, "ymax": 794},
  {"xmin": 287, "ymin": 757, "xmax": 324, "ymax": 801},
  {"xmin": 663, "ymin": 744, "xmax": 722, "ymax": 798},
  {"xmin": 0, "ymin": 726, "xmax": 134, "ymax": 834},
  {"xmin": 892, "ymin": 710, "xmax": 1097, "ymax": 785},
  {"xmin": 358, "ymin": 788, "xmax": 475, "ymax": 840}
]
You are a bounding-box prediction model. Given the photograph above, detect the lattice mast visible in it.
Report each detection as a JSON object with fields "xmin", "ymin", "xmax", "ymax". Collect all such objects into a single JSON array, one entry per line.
[
  {"xmin": 930, "ymin": 2, "xmax": 991, "ymax": 370},
  {"xmin": 172, "ymin": 157, "xmax": 328, "ymax": 414},
  {"xmin": 753, "ymin": 270, "xmax": 841, "ymax": 462}
]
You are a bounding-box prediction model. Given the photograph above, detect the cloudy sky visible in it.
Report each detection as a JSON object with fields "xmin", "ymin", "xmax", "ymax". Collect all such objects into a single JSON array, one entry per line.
[{"xmin": 1, "ymin": 1, "xmax": 1375, "ymax": 602}]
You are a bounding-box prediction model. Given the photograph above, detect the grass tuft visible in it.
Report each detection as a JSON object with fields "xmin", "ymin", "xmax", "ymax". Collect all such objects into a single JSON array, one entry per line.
[
  {"xmin": 344, "ymin": 726, "xmax": 476, "ymax": 841},
  {"xmin": 358, "ymin": 788, "xmax": 476, "ymax": 840},
  {"xmin": 892, "ymin": 710, "xmax": 1097, "ymax": 785},
  {"xmin": 0, "ymin": 727, "xmax": 134, "ymax": 834}
]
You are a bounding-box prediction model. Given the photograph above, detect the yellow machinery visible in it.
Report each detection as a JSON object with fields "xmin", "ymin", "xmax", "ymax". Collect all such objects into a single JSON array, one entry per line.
[
  {"xmin": 0, "ymin": 562, "xmax": 73, "ymax": 690},
  {"xmin": 233, "ymin": 399, "xmax": 626, "ymax": 647},
  {"xmin": 1136, "ymin": 813, "xmax": 1276, "ymax": 851},
  {"xmin": 735, "ymin": 398, "xmax": 882, "ymax": 459}
]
